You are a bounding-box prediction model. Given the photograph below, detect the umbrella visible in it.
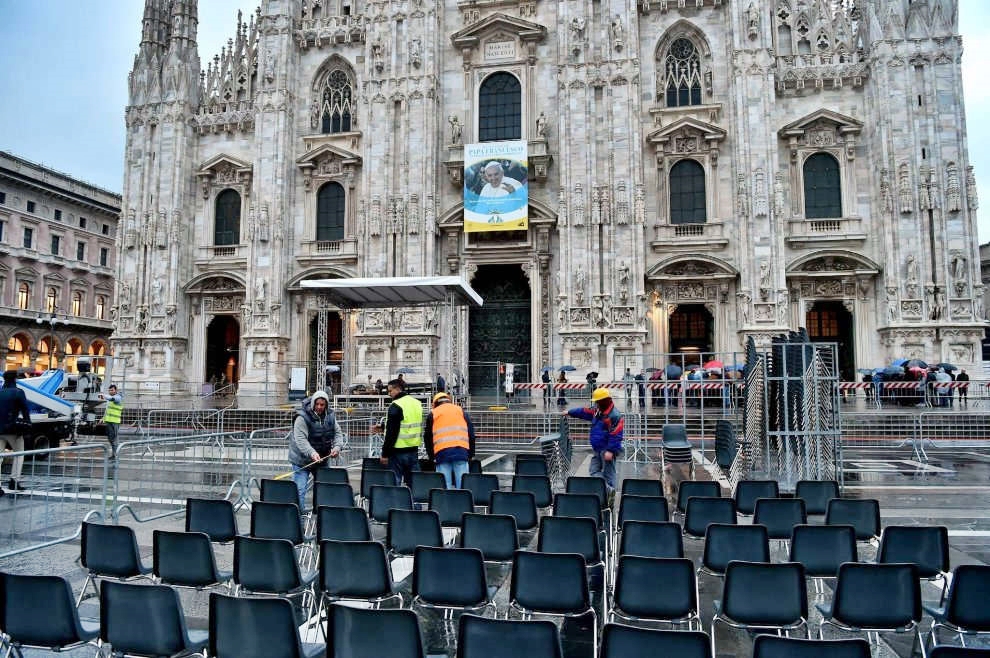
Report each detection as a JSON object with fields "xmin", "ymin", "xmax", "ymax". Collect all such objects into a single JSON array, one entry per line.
[
  {"xmin": 324, "ymin": 365, "xmax": 341, "ymax": 373},
  {"xmin": 856, "ymin": 368, "xmax": 874, "ymax": 375},
  {"xmin": 936, "ymin": 362, "xmax": 958, "ymax": 372},
  {"xmin": 644, "ymin": 367, "xmax": 661, "ymax": 373},
  {"xmin": 891, "ymin": 358, "xmax": 909, "ymax": 367},
  {"xmin": 686, "ymin": 364, "xmax": 703, "ymax": 370},
  {"xmin": 559, "ymin": 365, "xmax": 577, "ymax": 372},
  {"xmin": 883, "ymin": 366, "xmax": 904, "ymax": 376},
  {"xmin": 541, "ymin": 366, "xmax": 553, "ymax": 373},
  {"xmin": 906, "ymin": 359, "xmax": 928, "ymax": 369},
  {"xmin": 588, "ymin": 371, "xmax": 599, "ymax": 379},
  {"xmin": 664, "ymin": 364, "xmax": 683, "ymax": 378},
  {"xmin": 397, "ymin": 367, "xmax": 417, "ymax": 374},
  {"xmin": 908, "ymin": 366, "xmax": 926, "ymax": 376},
  {"xmin": 703, "ymin": 359, "xmax": 724, "ymax": 370},
  {"xmin": 724, "ymin": 364, "xmax": 745, "ymax": 372}
]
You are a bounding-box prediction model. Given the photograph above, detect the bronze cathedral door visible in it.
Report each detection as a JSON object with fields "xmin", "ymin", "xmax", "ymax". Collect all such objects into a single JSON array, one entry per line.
[{"xmin": 468, "ymin": 264, "xmax": 532, "ymax": 395}]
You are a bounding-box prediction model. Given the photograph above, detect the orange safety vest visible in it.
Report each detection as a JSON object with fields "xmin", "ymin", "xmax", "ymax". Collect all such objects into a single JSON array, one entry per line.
[{"xmin": 431, "ymin": 403, "xmax": 470, "ymax": 454}]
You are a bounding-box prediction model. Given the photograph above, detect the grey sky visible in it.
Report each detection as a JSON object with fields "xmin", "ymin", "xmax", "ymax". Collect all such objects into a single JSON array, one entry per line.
[{"xmin": 0, "ymin": 1, "xmax": 987, "ymax": 242}]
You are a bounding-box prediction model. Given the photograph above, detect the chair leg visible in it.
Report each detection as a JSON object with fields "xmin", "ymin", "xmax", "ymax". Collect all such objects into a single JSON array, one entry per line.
[{"xmin": 76, "ymin": 574, "xmax": 97, "ymax": 608}]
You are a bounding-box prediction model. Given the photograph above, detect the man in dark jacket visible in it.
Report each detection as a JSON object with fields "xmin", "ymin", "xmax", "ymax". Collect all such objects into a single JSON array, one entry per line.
[
  {"xmin": 0, "ymin": 370, "xmax": 31, "ymax": 495},
  {"xmin": 380, "ymin": 378, "xmax": 424, "ymax": 486},
  {"xmin": 563, "ymin": 387, "xmax": 624, "ymax": 493}
]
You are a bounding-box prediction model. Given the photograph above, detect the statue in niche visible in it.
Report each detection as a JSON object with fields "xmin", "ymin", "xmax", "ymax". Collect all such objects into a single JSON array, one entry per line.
[
  {"xmin": 773, "ymin": 172, "xmax": 786, "ymax": 217},
  {"xmin": 271, "ymin": 303, "xmax": 281, "ymax": 333},
  {"xmin": 409, "ymin": 38, "xmax": 422, "ymax": 67},
  {"xmin": 310, "ymin": 98, "xmax": 321, "ymax": 129},
  {"xmin": 946, "ymin": 162, "xmax": 961, "ymax": 212},
  {"xmin": 758, "ymin": 260, "xmax": 771, "ymax": 301},
  {"xmin": 241, "ymin": 304, "xmax": 252, "ymax": 333},
  {"xmin": 966, "ymin": 166, "xmax": 979, "ymax": 210},
  {"xmin": 777, "ymin": 289, "xmax": 789, "ymax": 325},
  {"xmin": 165, "ymin": 305, "xmax": 177, "ymax": 334},
  {"xmin": 255, "ymin": 275, "xmax": 267, "ymax": 309},
  {"xmin": 747, "ymin": 2, "xmax": 760, "ymax": 39},
  {"xmin": 448, "ymin": 115, "xmax": 462, "ymax": 145},
  {"xmin": 610, "ymin": 16, "xmax": 624, "ymax": 50},
  {"xmin": 905, "ymin": 255, "xmax": 919, "ymax": 293},
  {"xmin": 885, "ymin": 287, "xmax": 899, "ymax": 323},
  {"xmin": 119, "ymin": 281, "xmax": 132, "ymax": 314},
  {"xmin": 535, "ymin": 111, "xmax": 548, "ymax": 139},
  {"xmin": 737, "ymin": 290, "xmax": 752, "ymax": 325},
  {"xmin": 574, "ymin": 264, "xmax": 587, "ymax": 305},
  {"xmin": 569, "ymin": 16, "xmax": 586, "ymax": 42},
  {"xmin": 951, "ymin": 253, "xmax": 967, "ymax": 284},
  {"xmin": 933, "ymin": 288, "xmax": 945, "ymax": 320},
  {"xmin": 151, "ymin": 275, "xmax": 164, "ymax": 311},
  {"xmin": 975, "ymin": 293, "xmax": 985, "ymax": 320},
  {"xmin": 371, "ymin": 37, "xmax": 385, "ymax": 71},
  {"xmin": 263, "ymin": 50, "xmax": 276, "ymax": 83},
  {"xmin": 259, "ymin": 204, "xmax": 271, "ymax": 242},
  {"xmin": 898, "ymin": 164, "xmax": 913, "ymax": 214}
]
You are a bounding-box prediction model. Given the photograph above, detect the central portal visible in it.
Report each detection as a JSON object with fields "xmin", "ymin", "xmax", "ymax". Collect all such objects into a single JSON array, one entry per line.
[{"xmin": 468, "ymin": 264, "xmax": 531, "ymax": 396}]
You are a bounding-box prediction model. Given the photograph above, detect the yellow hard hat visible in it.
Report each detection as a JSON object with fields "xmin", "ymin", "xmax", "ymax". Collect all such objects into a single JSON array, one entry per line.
[
  {"xmin": 591, "ymin": 387, "xmax": 611, "ymax": 402},
  {"xmin": 432, "ymin": 392, "xmax": 451, "ymax": 405}
]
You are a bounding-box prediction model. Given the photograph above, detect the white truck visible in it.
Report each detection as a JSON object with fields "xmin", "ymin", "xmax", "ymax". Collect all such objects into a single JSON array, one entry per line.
[{"xmin": 15, "ymin": 357, "xmax": 109, "ymax": 452}]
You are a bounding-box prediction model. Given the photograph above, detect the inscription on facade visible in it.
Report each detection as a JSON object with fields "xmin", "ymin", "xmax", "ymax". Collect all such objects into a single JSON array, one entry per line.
[{"xmin": 485, "ymin": 41, "xmax": 516, "ymax": 60}]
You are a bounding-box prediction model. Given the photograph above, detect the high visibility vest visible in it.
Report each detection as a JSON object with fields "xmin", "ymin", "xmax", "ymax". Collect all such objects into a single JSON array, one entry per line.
[
  {"xmin": 390, "ymin": 395, "xmax": 424, "ymax": 449},
  {"xmin": 431, "ymin": 403, "xmax": 470, "ymax": 454},
  {"xmin": 103, "ymin": 399, "xmax": 123, "ymax": 424}
]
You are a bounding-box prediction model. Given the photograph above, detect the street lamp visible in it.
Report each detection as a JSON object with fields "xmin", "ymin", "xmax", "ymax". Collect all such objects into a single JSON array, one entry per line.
[{"xmin": 36, "ymin": 309, "xmax": 69, "ymax": 371}]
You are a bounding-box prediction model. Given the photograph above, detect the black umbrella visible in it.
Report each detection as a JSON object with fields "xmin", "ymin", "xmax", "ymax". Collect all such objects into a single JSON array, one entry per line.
[
  {"xmin": 905, "ymin": 359, "xmax": 929, "ymax": 369},
  {"xmin": 883, "ymin": 366, "xmax": 904, "ymax": 376},
  {"xmin": 936, "ymin": 362, "xmax": 958, "ymax": 372},
  {"xmin": 644, "ymin": 367, "xmax": 661, "ymax": 373}
]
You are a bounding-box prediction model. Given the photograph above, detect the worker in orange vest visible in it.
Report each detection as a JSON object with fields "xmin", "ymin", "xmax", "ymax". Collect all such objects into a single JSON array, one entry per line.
[{"xmin": 423, "ymin": 392, "xmax": 476, "ymax": 488}]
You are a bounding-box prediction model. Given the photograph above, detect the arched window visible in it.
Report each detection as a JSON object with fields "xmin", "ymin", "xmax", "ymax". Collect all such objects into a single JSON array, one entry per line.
[
  {"xmin": 214, "ymin": 189, "xmax": 241, "ymax": 246},
  {"xmin": 17, "ymin": 282, "xmax": 29, "ymax": 310},
  {"xmin": 662, "ymin": 38, "xmax": 703, "ymax": 107},
  {"xmin": 669, "ymin": 159, "xmax": 707, "ymax": 224},
  {"xmin": 95, "ymin": 295, "xmax": 105, "ymax": 320},
  {"xmin": 803, "ymin": 152, "xmax": 842, "ymax": 218},
  {"xmin": 316, "ymin": 182, "xmax": 346, "ymax": 242},
  {"xmin": 320, "ymin": 70, "xmax": 353, "ymax": 134},
  {"xmin": 72, "ymin": 291, "xmax": 83, "ymax": 316},
  {"xmin": 478, "ymin": 72, "xmax": 521, "ymax": 142},
  {"xmin": 46, "ymin": 287, "xmax": 57, "ymax": 313}
]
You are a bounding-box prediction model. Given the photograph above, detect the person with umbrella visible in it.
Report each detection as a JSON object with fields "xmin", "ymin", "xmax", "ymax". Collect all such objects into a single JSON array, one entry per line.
[
  {"xmin": 562, "ymin": 388, "xmax": 624, "ymax": 500},
  {"xmin": 934, "ymin": 368, "xmax": 953, "ymax": 408}
]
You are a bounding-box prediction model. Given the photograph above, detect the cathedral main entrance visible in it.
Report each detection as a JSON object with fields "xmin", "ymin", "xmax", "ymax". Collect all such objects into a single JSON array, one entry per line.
[
  {"xmin": 805, "ymin": 300, "xmax": 854, "ymax": 381},
  {"xmin": 668, "ymin": 304, "xmax": 714, "ymax": 365},
  {"xmin": 205, "ymin": 316, "xmax": 240, "ymax": 387},
  {"xmin": 468, "ymin": 264, "xmax": 532, "ymax": 396}
]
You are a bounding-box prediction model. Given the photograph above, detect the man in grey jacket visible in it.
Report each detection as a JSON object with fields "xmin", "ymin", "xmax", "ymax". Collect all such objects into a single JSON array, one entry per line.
[{"xmin": 289, "ymin": 390, "xmax": 343, "ymax": 511}]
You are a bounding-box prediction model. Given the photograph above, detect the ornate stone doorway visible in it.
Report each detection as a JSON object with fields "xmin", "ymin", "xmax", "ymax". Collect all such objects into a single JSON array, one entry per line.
[
  {"xmin": 468, "ymin": 264, "xmax": 531, "ymax": 395},
  {"xmin": 668, "ymin": 304, "xmax": 714, "ymax": 364},
  {"xmin": 805, "ymin": 300, "xmax": 854, "ymax": 380},
  {"xmin": 205, "ymin": 316, "xmax": 240, "ymax": 386}
]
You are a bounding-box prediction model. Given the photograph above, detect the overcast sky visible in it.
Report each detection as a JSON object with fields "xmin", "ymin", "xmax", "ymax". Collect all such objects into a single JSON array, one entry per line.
[{"xmin": 0, "ymin": 0, "xmax": 987, "ymax": 242}]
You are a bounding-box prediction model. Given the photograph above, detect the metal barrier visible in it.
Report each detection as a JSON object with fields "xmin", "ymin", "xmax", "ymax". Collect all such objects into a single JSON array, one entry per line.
[
  {"xmin": 143, "ymin": 408, "xmax": 224, "ymax": 439},
  {"xmin": 918, "ymin": 411, "xmax": 990, "ymax": 448}
]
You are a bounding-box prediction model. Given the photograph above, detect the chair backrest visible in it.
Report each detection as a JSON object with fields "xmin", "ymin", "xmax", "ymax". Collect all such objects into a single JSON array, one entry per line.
[
  {"xmin": 461, "ymin": 473, "xmax": 500, "ymax": 507},
  {"xmin": 788, "ymin": 525, "xmax": 857, "ymax": 578},
  {"xmin": 260, "ymin": 478, "xmax": 301, "ymax": 506},
  {"xmin": 386, "ymin": 509, "xmax": 443, "ymax": 556},
  {"xmin": 753, "ymin": 635, "xmax": 871, "ymax": 658},
  {"xmin": 618, "ymin": 494, "xmax": 670, "ymax": 526},
  {"xmin": 601, "ymin": 624, "xmax": 712, "ymax": 658},
  {"xmin": 369, "ymin": 484, "xmax": 413, "ymax": 523},
  {"xmin": 413, "ymin": 546, "xmax": 488, "ymax": 607},
  {"xmin": 319, "ymin": 540, "xmax": 394, "ymax": 599},
  {"xmin": 0, "ymin": 573, "xmax": 88, "ymax": 648},
  {"xmin": 317, "ymin": 505, "xmax": 371, "ymax": 542},
  {"xmin": 825, "ymin": 499, "xmax": 881, "ymax": 541},
  {"xmin": 490, "ymin": 490, "xmax": 538, "ymax": 531},
  {"xmin": 683, "ymin": 497, "xmax": 736, "ymax": 538},
  {"xmin": 510, "ymin": 550, "xmax": 590, "ymax": 615},
  {"xmin": 209, "ymin": 593, "xmax": 309, "ymax": 658},
  {"xmin": 315, "ymin": 467, "xmax": 350, "ymax": 485},
  {"xmin": 621, "ymin": 478, "xmax": 663, "ymax": 498},
  {"xmin": 619, "ymin": 521, "xmax": 684, "ymax": 559},
  {"xmin": 233, "ymin": 536, "xmax": 303, "ymax": 594},
  {"xmin": 733, "ymin": 480, "xmax": 780, "ymax": 516},
  {"xmin": 613, "ymin": 556, "xmax": 697, "ymax": 621},
  {"xmin": 943, "ymin": 564, "xmax": 990, "ymax": 631},
  {"xmin": 314, "ymin": 482, "xmax": 355, "ymax": 509},
  {"xmin": 80, "ymin": 521, "xmax": 144, "ymax": 577},
  {"xmin": 928, "ymin": 649, "xmax": 990, "ymax": 658},
  {"xmin": 468, "ymin": 459, "xmax": 483, "ymax": 474},
  {"xmin": 537, "ymin": 516, "xmax": 601, "ymax": 564},
  {"xmin": 721, "ymin": 561, "xmax": 808, "ymax": 627},
  {"xmin": 459, "ymin": 513, "xmax": 519, "ymax": 563},
  {"xmin": 360, "ymin": 468, "xmax": 396, "ymax": 500},
  {"xmin": 753, "ymin": 498, "xmax": 808, "ymax": 540},
  {"xmin": 831, "ymin": 562, "xmax": 921, "ymax": 628},
  {"xmin": 456, "ymin": 613, "xmax": 562, "ymax": 658},
  {"xmin": 186, "ymin": 498, "xmax": 238, "ymax": 543},
  {"xmin": 429, "ymin": 488, "xmax": 474, "ymax": 527},
  {"xmin": 512, "ymin": 475, "xmax": 553, "ymax": 508},
  {"xmin": 250, "ymin": 501, "xmax": 304, "ymax": 545},
  {"xmin": 702, "ymin": 524, "xmax": 770, "ymax": 574},
  {"xmin": 794, "ymin": 480, "xmax": 840, "ymax": 515},
  {"xmin": 328, "ymin": 604, "xmax": 424, "ymax": 658},
  {"xmin": 877, "ymin": 525, "xmax": 949, "ymax": 578},
  {"xmin": 100, "ymin": 581, "xmax": 190, "ymax": 655},
  {"xmin": 362, "ymin": 457, "xmax": 390, "ymax": 471},
  {"xmin": 153, "ymin": 530, "xmax": 221, "ymax": 587},
  {"xmin": 515, "ymin": 455, "xmax": 549, "ymax": 477},
  {"xmin": 565, "ymin": 476, "xmax": 607, "ymax": 507},
  {"xmin": 662, "ymin": 424, "xmax": 690, "ymax": 447},
  {"xmin": 552, "ymin": 492, "xmax": 603, "ymax": 527},
  {"xmin": 676, "ymin": 481, "xmax": 721, "ymax": 514},
  {"xmin": 409, "ymin": 471, "xmax": 446, "ymax": 504}
]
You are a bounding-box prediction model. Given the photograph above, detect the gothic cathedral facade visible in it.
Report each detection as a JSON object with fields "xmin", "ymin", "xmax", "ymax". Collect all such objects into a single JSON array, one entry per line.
[{"xmin": 117, "ymin": 0, "xmax": 983, "ymax": 399}]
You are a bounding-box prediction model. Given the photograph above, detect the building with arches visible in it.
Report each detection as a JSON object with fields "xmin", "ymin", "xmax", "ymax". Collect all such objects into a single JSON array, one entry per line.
[{"xmin": 117, "ymin": 0, "xmax": 984, "ymax": 398}]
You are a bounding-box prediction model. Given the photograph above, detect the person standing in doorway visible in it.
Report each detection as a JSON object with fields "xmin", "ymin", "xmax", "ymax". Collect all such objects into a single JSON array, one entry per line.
[
  {"xmin": 289, "ymin": 390, "xmax": 343, "ymax": 511},
  {"xmin": 424, "ymin": 392, "xmax": 476, "ymax": 489},
  {"xmin": 100, "ymin": 384, "xmax": 123, "ymax": 456},
  {"xmin": 0, "ymin": 370, "xmax": 31, "ymax": 495},
  {"xmin": 563, "ymin": 388, "xmax": 624, "ymax": 497},
  {"xmin": 380, "ymin": 378, "xmax": 423, "ymax": 486}
]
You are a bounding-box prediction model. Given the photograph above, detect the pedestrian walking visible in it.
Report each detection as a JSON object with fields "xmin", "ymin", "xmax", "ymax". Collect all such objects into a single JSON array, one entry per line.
[
  {"xmin": 957, "ymin": 369, "xmax": 970, "ymax": 406},
  {"xmin": 435, "ymin": 372, "xmax": 446, "ymax": 393},
  {"xmin": 289, "ymin": 390, "xmax": 343, "ymax": 511},
  {"xmin": 424, "ymin": 392, "xmax": 476, "ymax": 489},
  {"xmin": 563, "ymin": 387, "xmax": 624, "ymax": 496},
  {"xmin": 380, "ymin": 378, "xmax": 423, "ymax": 486},
  {"xmin": 0, "ymin": 370, "xmax": 31, "ymax": 495},
  {"xmin": 542, "ymin": 369, "xmax": 552, "ymax": 408},
  {"xmin": 622, "ymin": 368, "xmax": 634, "ymax": 408},
  {"xmin": 635, "ymin": 371, "xmax": 646, "ymax": 409},
  {"xmin": 100, "ymin": 384, "xmax": 123, "ymax": 456}
]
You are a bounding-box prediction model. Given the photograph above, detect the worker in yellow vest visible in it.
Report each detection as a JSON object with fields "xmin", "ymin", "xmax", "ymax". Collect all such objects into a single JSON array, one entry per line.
[
  {"xmin": 379, "ymin": 378, "xmax": 424, "ymax": 486},
  {"xmin": 424, "ymin": 392, "xmax": 476, "ymax": 489},
  {"xmin": 100, "ymin": 384, "xmax": 123, "ymax": 456}
]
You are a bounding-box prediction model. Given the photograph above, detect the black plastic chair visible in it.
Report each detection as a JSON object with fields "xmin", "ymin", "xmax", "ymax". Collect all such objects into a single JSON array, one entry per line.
[
  {"xmin": 362, "ymin": 457, "xmax": 390, "ymax": 471},
  {"xmin": 100, "ymin": 580, "xmax": 208, "ymax": 657},
  {"xmin": 490, "ymin": 490, "xmax": 538, "ymax": 531},
  {"xmin": 795, "ymin": 480, "xmax": 840, "ymax": 516},
  {"xmin": 78, "ymin": 521, "xmax": 152, "ymax": 606},
  {"xmin": 386, "ymin": 508, "xmax": 443, "ymax": 558},
  {"xmin": 682, "ymin": 496, "xmax": 736, "ymax": 540},
  {"xmin": 662, "ymin": 424, "xmax": 694, "ymax": 478},
  {"xmin": 429, "ymin": 488, "xmax": 474, "ymax": 528},
  {"xmin": 410, "ymin": 471, "xmax": 446, "ymax": 505},
  {"xmin": 928, "ymin": 648, "xmax": 990, "ymax": 657},
  {"xmin": 316, "ymin": 505, "xmax": 372, "ymax": 542},
  {"xmin": 459, "ymin": 512, "xmax": 519, "ymax": 564},
  {"xmin": 878, "ymin": 525, "xmax": 950, "ymax": 595},
  {"xmin": 515, "ymin": 454, "xmax": 549, "ymax": 477},
  {"xmin": 461, "ymin": 473, "xmax": 500, "ymax": 508},
  {"xmin": 153, "ymin": 530, "xmax": 232, "ymax": 592},
  {"xmin": 601, "ymin": 623, "xmax": 712, "ymax": 658},
  {"xmin": 789, "ymin": 524, "xmax": 858, "ymax": 594},
  {"xmin": 817, "ymin": 563, "xmax": 922, "ymax": 650},
  {"xmin": 753, "ymin": 634, "xmax": 871, "ymax": 658},
  {"xmin": 713, "ymin": 561, "xmax": 809, "ymax": 654},
  {"xmin": 825, "ymin": 499, "xmax": 881, "ymax": 542},
  {"xmin": 456, "ymin": 613, "xmax": 562, "ymax": 658},
  {"xmin": 232, "ymin": 536, "xmax": 317, "ymax": 614},
  {"xmin": 209, "ymin": 593, "xmax": 323, "ymax": 658},
  {"xmin": 701, "ymin": 524, "xmax": 770, "ymax": 577},
  {"xmin": 924, "ymin": 564, "xmax": 990, "ymax": 647},
  {"xmin": 621, "ymin": 478, "xmax": 663, "ymax": 498},
  {"xmin": 538, "ymin": 516, "xmax": 607, "ymax": 592},
  {"xmin": 733, "ymin": 480, "xmax": 780, "ymax": 517},
  {"xmin": 754, "ymin": 497, "xmax": 808, "ymax": 541},
  {"xmin": 618, "ymin": 494, "xmax": 669, "ymax": 526},
  {"xmin": 0, "ymin": 572, "xmax": 100, "ymax": 655},
  {"xmin": 250, "ymin": 500, "xmax": 313, "ymax": 566},
  {"xmin": 317, "ymin": 540, "xmax": 401, "ymax": 618},
  {"xmin": 186, "ymin": 497, "xmax": 239, "ymax": 544},
  {"xmin": 566, "ymin": 476, "xmax": 608, "ymax": 508},
  {"xmin": 468, "ymin": 459, "xmax": 483, "ymax": 474},
  {"xmin": 552, "ymin": 492, "xmax": 607, "ymax": 550},
  {"xmin": 313, "ymin": 482, "xmax": 356, "ymax": 509},
  {"xmin": 368, "ymin": 484, "xmax": 414, "ymax": 524},
  {"xmin": 413, "ymin": 546, "xmax": 493, "ymax": 617},
  {"xmin": 618, "ymin": 521, "xmax": 684, "ymax": 559},
  {"xmin": 315, "ymin": 467, "xmax": 350, "ymax": 485},
  {"xmin": 261, "ymin": 478, "xmax": 302, "ymax": 507},
  {"xmin": 512, "ymin": 475, "xmax": 553, "ymax": 509},
  {"xmin": 510, "ymin": 551, "xmax": 598, "ymax": 656},
  {"xmin": 675, "ymin": 480, "xmax": 722, "ymax": 515},
  {"xmin": 360, "ymin": 467, "xmax": 396, "ymax": 503},
  {"xmin": 610, "ymin": 556, "xmax": 701, "ymax": 630},
  {"xmin": 327, "ymin": 604, "xmax": 424, "ymax": 658}
]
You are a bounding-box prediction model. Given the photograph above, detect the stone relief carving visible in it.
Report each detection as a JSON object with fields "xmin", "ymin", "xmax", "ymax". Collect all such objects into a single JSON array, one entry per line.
[
  {"xmin": 572, "ymin": 183, "xmax": 585, "ymax": 227},
  {"xmin": 885, "ymin": 287, "xmax": 899, "ymax": 323},
  {"xmin": 773, "ymin": 172, "xmax": 786, "ymax": 217},
  {"xmin": 966, "ymin": 166, "xmax": 978, "ymax": 210},
  {"xmin": 409, "ymin": 38, "xmax": 422, "ymax": 68},
  {"xmin": 879, "ymin": 168, "xmax": 893, "ymax": 215},
  {"xmin": 898, "ymin": 163, "xmax": 913, "ymax": 214},
  {"xmin": 736, "ymin": 174, "xmax": 750, "ymax": 217},
  {"xmin": 755, "ymin": 304, "xmax": 774, "ymax": 322},
  {"xmin": 610, "ymin": 16, "xmax": 624, "ymax": 51},
  {"xmin": 946, "ymin": 162, "xmax": 961, "ymax": 212},
  {"xmin": 753, "ymin": 169, "xmax": 768, "ymax": 217},
  {"xmin": 904, "ymin": 255, "xmax": 919, "ymax": 297},
  {"xmin": 951, "ymin": 252, "xmax": 968, "ymax": 297},
  {"xmin": 758, "ymin": 260, "xmax": 771, "ymax": 301}
]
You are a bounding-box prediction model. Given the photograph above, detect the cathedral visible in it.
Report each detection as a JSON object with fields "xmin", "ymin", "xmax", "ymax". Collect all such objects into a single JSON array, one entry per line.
[{"xmin": 116, "ymin": 0, "xmax": 984, "ymax": 400}]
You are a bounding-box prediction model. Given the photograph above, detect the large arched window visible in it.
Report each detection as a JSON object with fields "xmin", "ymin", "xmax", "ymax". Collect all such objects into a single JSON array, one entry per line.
[
  {"xmin": 17, "ymin": 282, "xmax": 29, "ymax": 310},
  {"xmin": 669, "ymin": 159, "xmax": 707, "ymax": 224},
  {"xmin": 803, "ymin": 153, "xmax": 842, "ymax": 218},
  {"xmin": 214, "ymin": 189, "xmax": 241, "ymax": 246},
  {"xmin": 662, "ymin": 38, "xmax": 703, "ymax": 107},
  {"xmin": 320, "ymin": 69, "xmax": 353, "ymax": 134},
  {"xmin": 478, "ymin": 72, "xmax": 521, "ymax": 142},
  {"xmin": 46, "ymin": 287, "xmax": 57, "ymax": 313},
  {"xmin": 316, "ymin": 182, "xmax": 346, "ymax": 241}
]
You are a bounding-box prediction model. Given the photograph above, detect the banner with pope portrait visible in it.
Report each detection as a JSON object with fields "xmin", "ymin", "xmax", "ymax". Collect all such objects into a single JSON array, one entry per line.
[{"xmin": 463, "ymin": 140, "xmax": 528, "ymax": 233}]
